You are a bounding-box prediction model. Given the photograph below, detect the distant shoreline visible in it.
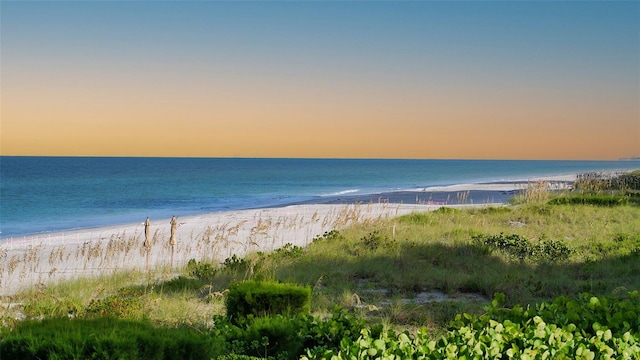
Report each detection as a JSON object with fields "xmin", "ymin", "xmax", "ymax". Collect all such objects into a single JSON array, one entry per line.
[{"xmin": 292, "ymin": 176, "xmax": 575, "ymax": 207}]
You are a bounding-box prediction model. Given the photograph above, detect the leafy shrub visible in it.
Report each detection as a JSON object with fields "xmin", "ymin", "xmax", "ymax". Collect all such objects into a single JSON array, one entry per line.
[
  {"xmin": 312, "ymin": 230, "xmax": 344, "ymax": 243},
  {"xmin": 187, "ymin": 255, "xmax": 254, "ymax": 281},
  {"xmin": 186, "ymin": 258, "xmax": 217, "ymax": 279},
  {"xmin": 214, "ymin": 307, "xmax": 368, "ymax": 360},
  {"xmin": 304, "ymin": 292, "xmax": 640, "ymax": 359},
  {"xmin": 272, "ymin": 243, "xmax": 305, "ymax": 259},
  {"xmin": 243, "ymin": 315, "xmax": 303, "ymax": 360},
  {"xmin": 226, "ymin": 281, "xmax": 311, "ymax": 324},
  {"xmin": 361, "ymin": 231, "xmax": 385, "ymax": 252},
  {"xmin": 535, "ymin": 239, "xmax": 574, "ymax": 261},
  {"xmin": 352, "ymin": 230, "xmax": 398, "ymax": 254},
  {"xmin": 222, "ymin": 254, "xmax": 251, "ymax": 274},
  {"xmin": 473, "ymin": 233, "xmax": 532, "ymax": 260},
  {"xmin": 298, "ymin": 306, "xmax": 372, "ymax": 353},
  {"xmin": 473, "ymin": 233, "xmax": 571, "ymax": 261},
  {"xmin": 85, "ymin": 288, "xmax": 143, "ymax": 319}
]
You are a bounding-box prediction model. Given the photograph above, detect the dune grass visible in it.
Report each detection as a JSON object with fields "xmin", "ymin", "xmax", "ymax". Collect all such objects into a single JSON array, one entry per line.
[{"xmin": 3, "ymin": 194, "xmax": 638, "ymax": 340}]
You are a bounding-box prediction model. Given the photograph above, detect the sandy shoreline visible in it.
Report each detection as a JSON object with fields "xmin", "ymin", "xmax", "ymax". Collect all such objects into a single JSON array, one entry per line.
[
  {"xmin": 1, "ymin": 203, "xmax": 451, "ymax": 297},
  {"xmin": 0, "ymin": 176, "xmax": 575, "ymax": 297}
]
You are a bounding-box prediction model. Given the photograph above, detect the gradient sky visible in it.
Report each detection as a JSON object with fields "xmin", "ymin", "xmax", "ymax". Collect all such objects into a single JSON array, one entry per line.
[{"xmin": 2, "ymin": 1, "xmax": 639, "ymax": 160}]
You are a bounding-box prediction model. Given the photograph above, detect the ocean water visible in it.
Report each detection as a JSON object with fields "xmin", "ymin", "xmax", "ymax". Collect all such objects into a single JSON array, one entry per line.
[{"xmin": 1, "ymin": 157, "xmax": 638, "ymax": 238}]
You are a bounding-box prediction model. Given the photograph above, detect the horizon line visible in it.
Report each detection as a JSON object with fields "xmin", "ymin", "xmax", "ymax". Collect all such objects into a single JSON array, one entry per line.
[{"xmin": 1, "ymin": 155, "xmax": 637, "ymax": 162}]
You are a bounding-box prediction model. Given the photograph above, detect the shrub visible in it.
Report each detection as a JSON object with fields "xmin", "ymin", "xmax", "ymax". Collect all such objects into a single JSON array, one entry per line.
[
  {"xmin": 472, "ymin": 233, "xmax": 571, "ymax": 261},
  {"xmin": 312, "ymin": 230, "xmax": 344, "ymax": 243},
  {"xmin": 361, "ymin": 230, "xmax": 385, "ymax": 252},
  {"xmin": 85, "ymin": 288, "xmax": 143, "ymax": 319},
  {"xmin": 298, "ymin": 306, "xmax": 371, "ymax": 353},
  {"xmin": 0, "ymin": 317, "xmax": 224, "ymax": 359},
  {"xmin": 226, "ymin": 281, "xmax": 311, "ymax": 324},
  {"xmin": 214, "ymin": 307, "xmax": 368, "ymax": 360},
  {"xmin": 243, "ymin": 315, "xmax": 303, "ymax": 360},
  {"xmin": 303, "ymin": 292, "xmax": 640, "ymax": 359},
  {"xmin": 549, "ymin": 195, "xmax": 629, "ymax": 206},
  {"xmin": 618, "ymin": 171, "xmax": 640, "ymax": 191},
  {"xmin": 222, "ymin": 254, "xmax": 251, "ymax": 274},
  {"xmin": 575, "ymin": 171, "xmax": 640, "ymax": 192},
  {"xmin": 187, "ymin": 255, "xmax": 255, "ymax": 281},
  {"xmin": 272, "ymin": 243, "xmax": 305, "ymax": 259},
  {"xmin": 186, "ymin": 258, "xmax": 217, "ymax": 279}
]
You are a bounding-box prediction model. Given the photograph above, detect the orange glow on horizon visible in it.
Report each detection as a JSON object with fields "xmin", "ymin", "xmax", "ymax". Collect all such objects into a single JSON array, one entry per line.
[{"xmin": 2, "ymin": 2, "xmax": 638, "ymax": 160}]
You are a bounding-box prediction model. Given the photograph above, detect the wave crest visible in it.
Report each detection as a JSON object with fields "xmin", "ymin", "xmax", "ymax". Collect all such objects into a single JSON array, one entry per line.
[{"xmin": 321, "ymin": 189, "xmax": 359, "ymax": 197}]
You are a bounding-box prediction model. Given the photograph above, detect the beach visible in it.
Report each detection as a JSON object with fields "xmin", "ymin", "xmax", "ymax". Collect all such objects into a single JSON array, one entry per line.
[
  {"xmin": 0, "ymin": 175, "xmax": 578, "ymax": 297},
  {"xmin": 0, "ymin": 203, "xmax": 443, "ymax": 297}
]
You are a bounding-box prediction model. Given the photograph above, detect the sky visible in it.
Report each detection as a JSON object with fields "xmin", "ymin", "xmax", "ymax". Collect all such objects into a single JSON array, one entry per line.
[{"xmin": 1, "ymin": 1, "xmax": 638, "ymax": 160}]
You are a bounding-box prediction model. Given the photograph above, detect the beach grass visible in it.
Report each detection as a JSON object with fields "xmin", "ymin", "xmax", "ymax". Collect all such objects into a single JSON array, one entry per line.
[{"xmin": 3, "ymin": 192, "xmax": 638, "ymax": 338}]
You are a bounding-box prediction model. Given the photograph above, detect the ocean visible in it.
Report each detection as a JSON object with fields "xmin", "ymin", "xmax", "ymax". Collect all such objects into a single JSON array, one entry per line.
[{"xmin": 1, "ymin": 157, "xmax": 638, "ymax": 239}]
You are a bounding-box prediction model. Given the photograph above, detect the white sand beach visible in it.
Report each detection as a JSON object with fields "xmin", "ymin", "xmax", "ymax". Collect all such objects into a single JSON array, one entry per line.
[
  {"xmin": 0, "ymin": 176, "xmax": 578, "ymax": 297},
  {"xmin": 0, "ymin": 203, "xmax": 452, "ymax": 297}
]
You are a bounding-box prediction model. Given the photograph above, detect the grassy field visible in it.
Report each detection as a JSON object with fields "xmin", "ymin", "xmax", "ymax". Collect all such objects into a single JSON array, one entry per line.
[{"xmin": 1, "ymin": 176, "xmax": 639, "ymax": 358}]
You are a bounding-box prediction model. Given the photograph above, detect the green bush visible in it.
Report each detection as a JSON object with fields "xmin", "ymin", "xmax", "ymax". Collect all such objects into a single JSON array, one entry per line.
[
  {"xmin": 298, "ymin": 306, "xmax": 371, "ymax": 353},
  {"xmin": 312, "ymin": 230, "xmax": 345, "ymax": 243},
  {"xmin": 575, "ymin": 171, "xmax": 640, "ymax": 192},
  {"xmin": 213, "ymin": 307, "xmax": 367, "ymax": 360},
  {"xmin": 304, "ymin": 292, "xmax": 640, "ymax": 359},
  {"xmin": 226, "ymin": 280, "xmax": 311, "ymax": 324},
  {"xmin": 618, "ymin": 172, "xmax": 640, "ymax": 191},
  {"xmin": 85, "ymin": 288, "xmax": 143, "ymax": 319},
  {"xmin": 186, "ymin": 258, "xmax": 218, "ymax": 279},
  {"xmin": 243, "ymin": 315, "xmax": 303, "ymax": 360},
  {"xmin": 221, "ymin": 254, "xmax": 252, "ymax": 274},
  {"xmin": 549, "ymin": 195, "xmax": 629, "ymax": 206},
  {"xmin": 271, "ymin": 243, "xmax": 305, "ymax": 259},
  {"xmin": 0, "ymin": 317, "xmax": 224, "ymax": 360},
  {"xmin": 472, "ymin": 233, "xmax": 572, "ymax": 261}
]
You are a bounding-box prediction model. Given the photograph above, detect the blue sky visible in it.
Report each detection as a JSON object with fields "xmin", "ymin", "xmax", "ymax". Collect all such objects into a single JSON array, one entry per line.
[{"xmin": 2, "ymin": 1, "xmax": 639, "ymax": 159}]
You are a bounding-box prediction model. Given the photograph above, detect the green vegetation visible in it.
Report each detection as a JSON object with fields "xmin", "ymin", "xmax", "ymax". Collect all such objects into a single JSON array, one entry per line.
[
  {"xmin": 1, "ymin": 171, "xmax": 639, "ymax": 358},
  {"xmin": 304, "ymin": 292, "xmax": 640, "ymax": 359},
  {"xmin": 226, "ymin": 280, "xmax": 311, "ymax": 324},
  {"xmin": 1, "ymin": 317, "xmax": 225, "ymax": 359}
]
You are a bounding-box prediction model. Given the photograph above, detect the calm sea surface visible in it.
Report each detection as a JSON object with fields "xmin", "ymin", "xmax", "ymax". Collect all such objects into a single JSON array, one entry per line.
[{"xmin": 1, "ymin": 157, "xmax": 638, "ymax": 238}]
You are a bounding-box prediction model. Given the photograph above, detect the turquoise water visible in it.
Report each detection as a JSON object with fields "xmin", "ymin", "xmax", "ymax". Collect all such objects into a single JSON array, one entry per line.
[{"xmin": 1, "ymin": 157, "xmax": 638, "ymax": 238}]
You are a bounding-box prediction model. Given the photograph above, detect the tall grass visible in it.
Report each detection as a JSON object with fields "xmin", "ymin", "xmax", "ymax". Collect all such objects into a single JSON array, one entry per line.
[
  {"xmin": 575, "ymin": 170, "xmax": 640, "ymax": 193},
  {"xmin": 2, "ymin": 188, "xmax": 639, "ymax": 335},
  {"xmin": 509, "ymin": 180, "xmax": 554, "ymax": 205}
]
